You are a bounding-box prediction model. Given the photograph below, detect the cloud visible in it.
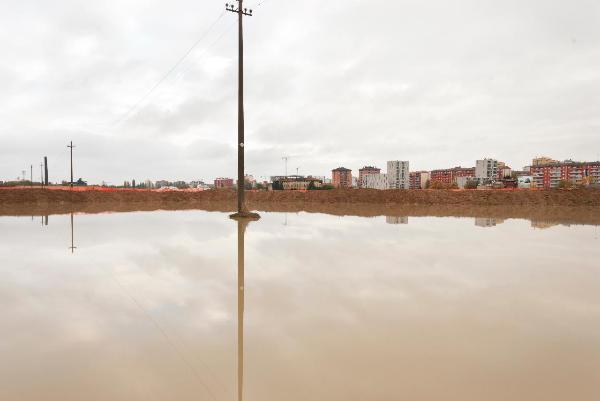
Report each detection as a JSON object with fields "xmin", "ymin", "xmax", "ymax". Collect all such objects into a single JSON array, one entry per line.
[{"xmin": 1, "ymin": 0, "xmax": 600, "ymax": 183}]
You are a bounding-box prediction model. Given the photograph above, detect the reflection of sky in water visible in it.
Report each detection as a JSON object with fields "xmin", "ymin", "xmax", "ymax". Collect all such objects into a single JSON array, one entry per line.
[{"xmin": 0, "ymin": 212, "xmax": 599, "ymax": 401}]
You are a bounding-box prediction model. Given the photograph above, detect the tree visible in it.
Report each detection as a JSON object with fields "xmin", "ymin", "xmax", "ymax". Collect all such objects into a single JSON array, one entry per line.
[
  {"xmin": 557, "ymin": 180, "xmax": 573, "ymax": 189},
  {"xmin": 465, "ymin": 180, "xmax": 479, "ymax": 190}
]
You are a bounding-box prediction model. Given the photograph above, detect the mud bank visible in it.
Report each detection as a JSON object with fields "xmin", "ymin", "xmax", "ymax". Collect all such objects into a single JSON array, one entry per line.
[{"xmin": 1, "ymin": 188, "xmax": 599, "ymax": 225}]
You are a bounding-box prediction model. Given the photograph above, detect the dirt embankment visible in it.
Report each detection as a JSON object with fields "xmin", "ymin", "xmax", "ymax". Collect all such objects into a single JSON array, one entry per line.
[{"xmin": 1, "ymin": 188, "xmax": 599, "ymax": 225}]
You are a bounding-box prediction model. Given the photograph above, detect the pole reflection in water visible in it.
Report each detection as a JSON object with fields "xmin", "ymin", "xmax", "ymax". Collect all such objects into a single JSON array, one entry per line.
[
  {"xmin": 233, "ymin": 215, "xmax": 258, "ymax": 401},
  {"xmin": 69, "ymin": 212, "xmax": 77, "ymax": 254}
]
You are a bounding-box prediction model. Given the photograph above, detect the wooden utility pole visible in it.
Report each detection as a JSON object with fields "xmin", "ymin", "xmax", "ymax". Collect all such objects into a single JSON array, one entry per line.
[
  {"xmin": 67, "ymin": 141, "xmax": 75, "ymax": 188},
  {"xmin": 44, "ymin": 157, "xmax": 49, "ymax": 186},
  {"xmin": 227, "ymin": 1, "xmax": 259, "ymax": 219}
]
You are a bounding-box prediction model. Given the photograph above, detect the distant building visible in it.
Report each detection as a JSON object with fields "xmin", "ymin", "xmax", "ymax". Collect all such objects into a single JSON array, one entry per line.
[
  {"xmin": 409, "ymin": 171, "xmax": 430, "ymax": 189},
  {"xmin": 430, "ymin": 166, "xmax": 475, "ymax": 185},
  {"xmin": 518, "ymin": 176, "xmax": 533, "ymax": 189},
  {"xmin": 497, "ymin": 162, "xmax": 512, "ymax": 180},
  {"xmin": 530, "ymin": 161, "xmax": 600, "ymax": 189},
  {"xmin": 214, "ymin": 178, "xmax": 234, "ymax": 188},
  {"xmin": 358, "ymin": 166, "xmax": 381, "ymax": 188},
  {"xmin": 456, "ymin": 176, "xmax": 480, "ymax": 189},
  {"xmin": 387, "ymin": 161, "xmax": 409, "ymax": 189},
  {"xmin": 272, "ymin": 176, "xmax": 322, "ymax": 190},
  {"xmin": 332, "ymin": 167, "xmax": 353, "ymax": 188},
  {"xmin": 532, "ymin": 156, "xmax": 559, "ymax": 166},
  {"xmin": 363, "ymin": 173, "xmax": 388, "ymax": 190},
  {"xmin": 476, "ymin": 159, "xmax": 499, "ymax": 181},
  {"xmin": 155, "ymin": 180, "xmax": 170, "ymax": 188}
]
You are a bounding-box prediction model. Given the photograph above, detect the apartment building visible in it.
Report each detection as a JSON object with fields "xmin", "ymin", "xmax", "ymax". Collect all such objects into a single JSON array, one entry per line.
[
  {"xmin": 476, "ymin": 159, "xmax": 499, "ymax": 181},
  {"xmin": 332, "ymin": 167, "xmax": 353, "ymax": 188},
  {"xmin": 363, "ymin": 173, "xmax": 388, "ymax": 190},
  {"xmin": 430, "ymin": 166, "xmax": 475, "ymax": 185},
  {"xmin": 530, "ymin": 161, "xmax": 600, "ymax": 189},
  {"xmin": 387, "ymin": 161, "xmax": 410, "ymax": 189},
  {"xmin": 358, "ymin": 166, "xmax": 381, "ymax": 188},
  {"xmin": 409, "ymin": 171, "xmax": 430, "ymax": 189}
]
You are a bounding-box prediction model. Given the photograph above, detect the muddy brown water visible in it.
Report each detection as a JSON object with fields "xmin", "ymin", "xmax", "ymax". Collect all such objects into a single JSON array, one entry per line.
[{"xmin": 0, "ymin": 211, "xmax": 599, "ymax": 401}]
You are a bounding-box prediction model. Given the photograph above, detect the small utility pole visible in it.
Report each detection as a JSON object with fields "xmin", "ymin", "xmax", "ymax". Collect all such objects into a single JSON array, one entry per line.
[
  {"xmin": 67, "ymin": 141, "xmax": 75, "ymax": 188},
  {"xmin": 44, "ymin": 157, "xmax": 49, "ymax": 186},
  {"xmin": 227, "ymin": 0, "xmax": 259, "ymax": 219},
  {"xmin": 30, "ymin": 165, "xmax": 33, "ymax": 187}
]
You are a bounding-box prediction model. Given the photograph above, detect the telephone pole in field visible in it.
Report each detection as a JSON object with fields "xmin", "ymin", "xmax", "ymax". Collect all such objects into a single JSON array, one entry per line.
[
  {"xmin": 67, "ymin": 141, "xmax": 75, "ymax": 188},
  {"xmin": 227, "ymin": 1, "xmax": 259, "ymax": 219}
]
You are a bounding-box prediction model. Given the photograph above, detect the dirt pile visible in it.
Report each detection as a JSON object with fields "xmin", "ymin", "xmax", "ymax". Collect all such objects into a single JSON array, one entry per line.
[{"xmin": 1, "ymin": 188, "xmax": 599, "ymax": 225}]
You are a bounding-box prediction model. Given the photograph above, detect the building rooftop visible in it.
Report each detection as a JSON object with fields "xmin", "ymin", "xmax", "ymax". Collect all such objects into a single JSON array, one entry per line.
[
  {"xmin": 332, "ymin": 167, "xmax": 352, "ymax": 172},
  {"xmin": 530, "ymin": 161, "xmax": 600, "ymax": 168}
]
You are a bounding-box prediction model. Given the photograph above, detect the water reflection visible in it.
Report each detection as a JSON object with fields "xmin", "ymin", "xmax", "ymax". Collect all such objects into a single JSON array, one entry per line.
[
  {"xmin": 2, "ymin": 212, "xmax": 600, "ymax": 400},
  {"xmin": 474, "ymin": 217, "xmax": 505, "ymax": 227},
  {"xmin": 386, "ymin": 216, "xmax": 408, "ymax": 224},
  {"xmin": 69, "ymin": 213, "xmax": 77, "ymax": 254},
  {"xmin": 235, "ymin": 218, "xmax": 246, "ymax": 401}
]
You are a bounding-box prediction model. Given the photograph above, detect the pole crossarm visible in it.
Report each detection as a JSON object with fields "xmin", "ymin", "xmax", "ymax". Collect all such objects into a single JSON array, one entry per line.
[{"xmin": 226, "ymin": 2, "xmax": 254, "ymax": 16}]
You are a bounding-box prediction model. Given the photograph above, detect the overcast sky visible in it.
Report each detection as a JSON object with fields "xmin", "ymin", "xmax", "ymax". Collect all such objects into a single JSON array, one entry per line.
[{"xmin": 1, "ymin": 0, "xmax": 599, "ymax": 184}]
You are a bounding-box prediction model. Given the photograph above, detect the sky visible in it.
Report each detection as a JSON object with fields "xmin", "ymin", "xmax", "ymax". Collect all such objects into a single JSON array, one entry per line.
[{"xmin": 1, "ymin": 0, "xmax": 599, "ymax": 184}]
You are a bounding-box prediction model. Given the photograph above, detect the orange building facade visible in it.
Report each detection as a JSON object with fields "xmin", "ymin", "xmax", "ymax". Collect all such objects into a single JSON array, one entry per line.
[{"xmin": 332, "ymin": 167, "xmax": 353, "ymax": 188}]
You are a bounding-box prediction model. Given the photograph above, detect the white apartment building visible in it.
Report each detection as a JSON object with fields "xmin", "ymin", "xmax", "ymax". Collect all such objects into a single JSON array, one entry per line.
[
  {"xmin": 387, "ymin": 161, "xmax": 410, "ymax": 189},
  {"xmin": 476, "ymin": 159, "xmax": 499, "ymax": 181},
  {"xmin": 362, "ymin": 173, "xmax": 388, "ymax": 190}
]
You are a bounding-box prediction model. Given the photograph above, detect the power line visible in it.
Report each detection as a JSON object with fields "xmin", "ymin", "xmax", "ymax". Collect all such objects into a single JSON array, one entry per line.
[
  {"xmin": 113, "ymin": 0, "xmax": 271, "ymax": 128},
  {"xmin": 112, "ymin": 10, "xmax": 228, "ymax": 127}
]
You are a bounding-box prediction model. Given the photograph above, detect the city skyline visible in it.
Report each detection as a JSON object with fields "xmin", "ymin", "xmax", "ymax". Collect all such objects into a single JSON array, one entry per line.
[{"xmin": 1, "ymin": 0, "xmax": 599, "ymax": 183}]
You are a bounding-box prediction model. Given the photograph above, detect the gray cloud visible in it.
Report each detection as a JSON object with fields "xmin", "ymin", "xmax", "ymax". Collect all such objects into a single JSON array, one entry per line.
[{"xmin": 1, "ymin": 0, "xmax": 599, "ymax": 183}]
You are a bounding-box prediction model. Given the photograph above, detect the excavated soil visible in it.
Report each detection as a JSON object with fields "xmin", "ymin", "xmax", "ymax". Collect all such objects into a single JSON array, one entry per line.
[{"xmin": 1, "ymin": 188, "xmax": 599, "ymax": 225}]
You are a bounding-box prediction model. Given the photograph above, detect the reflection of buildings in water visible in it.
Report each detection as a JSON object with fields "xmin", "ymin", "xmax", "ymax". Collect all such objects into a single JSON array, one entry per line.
[
  {"xmin": 474, "ymin": 217, "xmax": 505, "ymax": 228},
  {"xmin": 386, "ymin": 216, "xmax": 408, "ymax": 225},
  {"xmin": 531, "ymin": 221, "xmax": 570, "ymax": 230}
]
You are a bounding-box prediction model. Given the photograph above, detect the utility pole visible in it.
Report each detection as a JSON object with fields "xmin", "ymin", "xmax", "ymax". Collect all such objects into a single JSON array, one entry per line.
[
  {"xmin": 67, "ymin": 141, "xmax": 75, "ymax": 188},
  {"xmin": 44, "ymin": 157, "xmax": 49, "ymax": 186},
  {"xmin": 40, "ymin": 163, "xmax": 44, "ymax": 187},
  {"xmin": 30, "ymin": 165, "xmax": 33, "ymax": 187},
  {"xmin": 227, "ymin": 0, "xmax": 259, "ymax": 219}
]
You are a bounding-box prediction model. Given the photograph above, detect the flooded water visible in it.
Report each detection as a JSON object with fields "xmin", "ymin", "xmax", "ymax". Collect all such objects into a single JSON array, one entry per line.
[{"xmin": 1, "ymin": 211, "xmax": 599, "ymax": 401}]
